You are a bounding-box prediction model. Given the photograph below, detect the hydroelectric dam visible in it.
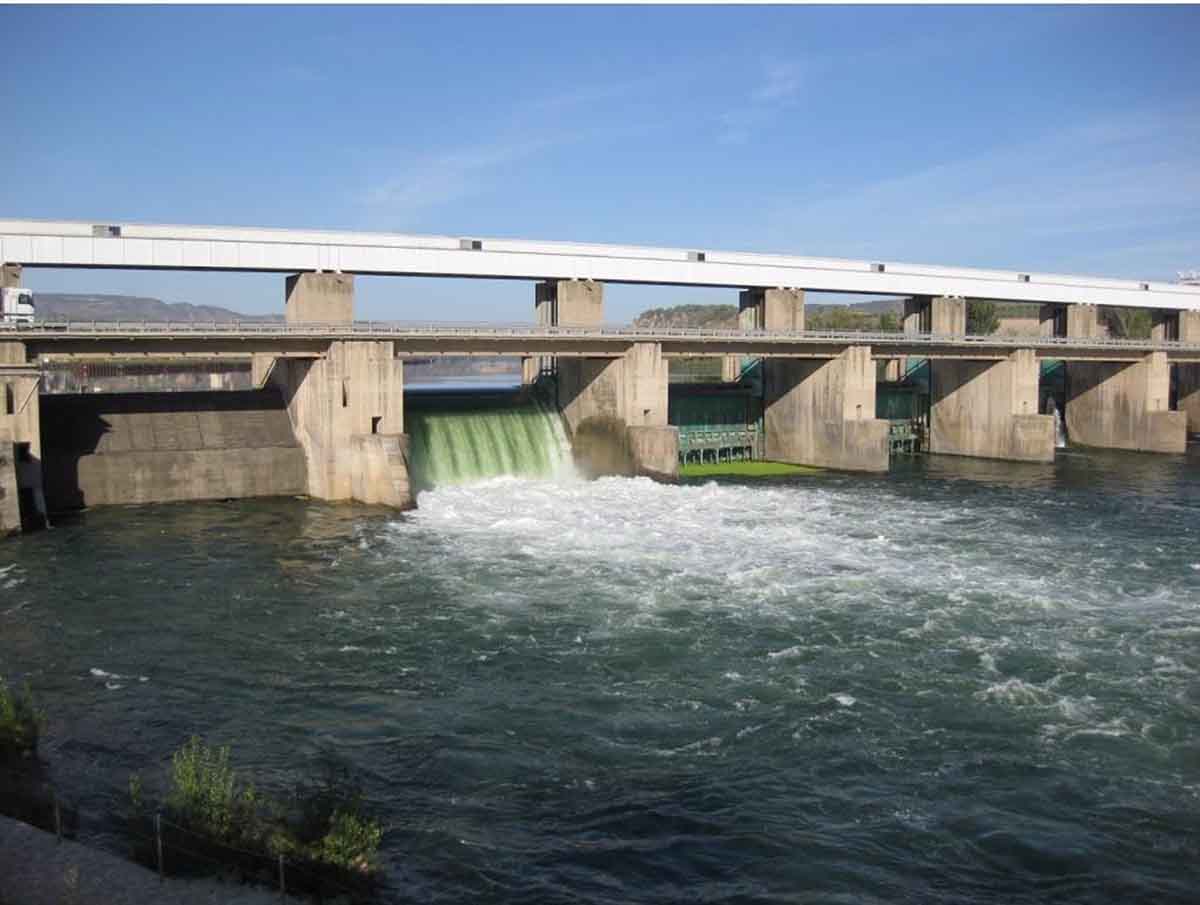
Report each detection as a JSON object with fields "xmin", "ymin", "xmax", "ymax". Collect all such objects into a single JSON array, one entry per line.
[{"xmin": 2, "ymin": 218, "xmax": 1200, "ymax": 534}]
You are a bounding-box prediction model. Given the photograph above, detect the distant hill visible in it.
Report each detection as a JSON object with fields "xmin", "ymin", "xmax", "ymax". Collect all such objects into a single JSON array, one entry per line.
[
  {"xmin": 633, "ymin": 298, "xmax": 904, "ymax": 330},
  {"xmin": 31, "ymin": 293, "xmax": 279, "ymax": 322}
]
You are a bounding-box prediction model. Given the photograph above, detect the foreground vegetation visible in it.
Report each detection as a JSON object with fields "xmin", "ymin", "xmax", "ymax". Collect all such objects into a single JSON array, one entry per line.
[
  {"xmin": 0, "ymin": 679, "xmax": 42, "ymax": 762},
  {"xmin": 681, "ymin": 460, "xmax": 821, "ymax": 478},
  {"xmin": 128, "ymin": 736, "xmax": 383, "ymax": 896},
  {"xmin": 2, "ymin": 690, "xmax": 384, "ymax": 901}
]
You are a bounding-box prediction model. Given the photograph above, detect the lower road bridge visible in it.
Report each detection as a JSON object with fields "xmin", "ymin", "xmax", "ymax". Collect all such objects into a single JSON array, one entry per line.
[{"xmin": 1, "ymin": 249, "xmax": 1198, "ymax": 536}]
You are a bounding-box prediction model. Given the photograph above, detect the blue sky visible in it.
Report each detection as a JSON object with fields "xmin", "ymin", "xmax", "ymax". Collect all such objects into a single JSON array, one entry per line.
[{"xmin": 2, "ymin": 4, "xmax": 1198, "ymax": 321}]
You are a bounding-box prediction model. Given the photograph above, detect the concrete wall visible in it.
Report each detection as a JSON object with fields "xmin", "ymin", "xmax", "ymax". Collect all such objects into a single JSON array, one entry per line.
[
  {"xmin": 270, "ymin": 340, "xmax": 407, "ymax": 504},
  {"xmin": 929, "ymin": 349, "xmax": 1055, "ymax": 462},
  {"xmin": 350, "ymin": 433, "xmax": 412, "ymax": 507},
  {"xmin": 556, "ymin": 342, "xmax": 677, "ymax": 479},
  {"xmin": 285, "ymin": 272, "xmax": 354, "ymax": 323},
  {"xmin": 763, "ymin": 346, "xmax": 890, "ymax": 472},
  {"xmin": 904, "ymin": 296, "xmax": 965, "ymax": 335},
  {"xmin": 738, "ymin": 288, "xmax": 804, "ymax": 331},
  {"xmin": 0, "ymin": 341, "xmax": 47, "ymax": 529},
  {"xmin": 0, "ymin": 428, "xmax": 20, "ymax": 535},
  {"xmin": 40, "ymin": 389, "xmax": 308, "ymax": 509},
  {"xmin": 1066, "ymin": 352, "xmax": 1186, "ymax": 453}
]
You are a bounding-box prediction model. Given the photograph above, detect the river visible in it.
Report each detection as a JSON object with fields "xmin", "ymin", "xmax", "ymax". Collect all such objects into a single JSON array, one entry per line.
[{"xmin": 2, "ymin": 443, "xmax": 1199, "ymax": 902}]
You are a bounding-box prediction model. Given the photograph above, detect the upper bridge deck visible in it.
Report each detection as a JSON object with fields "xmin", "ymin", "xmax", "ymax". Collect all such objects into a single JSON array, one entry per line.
[{"xmin": 4, "ymin": 218, "xmax": 1200, "ymax": 311}]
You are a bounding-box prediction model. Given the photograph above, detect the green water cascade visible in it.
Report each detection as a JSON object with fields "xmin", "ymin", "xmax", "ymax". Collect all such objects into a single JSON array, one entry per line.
[{"xmin": 405, "ymin": 393, "xmax": 572, "ymax": 490}]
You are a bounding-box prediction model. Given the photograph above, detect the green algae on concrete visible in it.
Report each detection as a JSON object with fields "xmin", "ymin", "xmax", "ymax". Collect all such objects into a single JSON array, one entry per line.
[{"xmin": 679, "ymin": 460, "xmax": 822, "ymax": 478}]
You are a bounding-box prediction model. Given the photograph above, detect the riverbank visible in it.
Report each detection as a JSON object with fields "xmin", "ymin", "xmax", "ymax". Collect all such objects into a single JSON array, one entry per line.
[{"xmin": 0, "ymin": 815, "xmax": 299, "ymax": 905}]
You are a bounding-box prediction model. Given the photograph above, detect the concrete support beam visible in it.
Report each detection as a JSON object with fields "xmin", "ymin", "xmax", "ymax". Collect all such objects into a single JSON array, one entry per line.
[
  {"xmin": 929, "ymin": 349, "xmax": 1055, "ymax": 463},
  {"xmin": 903, "ymin": 296, "xmax": 965, "ymax": 335},
  {"xmin": 1, "ymin": 264, "xmax": 21, "ymax": 288},
  {"xmin": 738, "ymin": 288, "xmax": 804, "ymax": 331},
  {"xmin": 270, "ymin": 340, "xmax": 412, "ymax": 506},
  {"xmin": 529, "ymin": 278, "xmax": 604, "ymax": 380},
  {"xmin": 535, "ymin": 279, "xmax": 604, "ymax": 326},
  {"xmin": 285, "ymin": 272, "xmax": 354, "ymax": 324},
  {"xmin": 721, "ymin": 354, "xmax": 741, "ymax": 382},
  {"xmin": 1066, "ymin": 352, "xmax": 1186, "ymax": 453},
  {"xmin": 762, "ymin": 346, "xmax": 890, "ymax": 472},
  {"xmin": 556, "ymin": 342, "xmax": 678, "ymax": 480}
]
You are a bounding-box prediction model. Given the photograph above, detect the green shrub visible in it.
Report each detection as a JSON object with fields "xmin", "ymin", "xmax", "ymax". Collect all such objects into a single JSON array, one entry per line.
[
  {"xmin": 166, "ymin": 736, "xmax": 260, "ymax": 845},
  {"xmin": 0, "ymin": 680, "xmax": 43, "ymax": 762},
  {"xmin": 315, "ymin": 810, "xmax": 383, "ymax": 873}
]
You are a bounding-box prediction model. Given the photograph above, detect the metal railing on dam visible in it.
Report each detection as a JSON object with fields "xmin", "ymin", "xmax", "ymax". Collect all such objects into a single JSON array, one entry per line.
[{"xmin": 7, "ymin": 320, "xmax": 1200, "ymax": 358}]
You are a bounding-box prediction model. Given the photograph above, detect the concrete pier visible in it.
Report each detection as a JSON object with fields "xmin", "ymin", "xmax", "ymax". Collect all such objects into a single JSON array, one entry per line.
[
  {"xmin": 904, "ymin": 296, "xmax": 965, "ymax": 335},
  {"xmin": 1171, "ymin": 310, "xmax": 1200, "ymax": 434},
  {"xmin": 929, "ymin": 349, "xmax": 1055, "ymax": 463},
  {"xmin": 285, "ymin": 272, "xmax": 354, "ymax": 323},
  {"xmin": 1066, "ymin": 352, "xmax": 1186, "ymax": 453},
  {"xmin": 738, "ymin": 288, "xmax": 804, "ymax": 331},
  {"xmin": 537, "ymin": 279, "xmax": 604, "ymax": 327},
  {"xmin": 270, "ymin": 340, "xmax": 410, "ymax": 506},
  {"xmin": 762, "ymin": 346, "xmax": 889, "ymax": 472},
  {"xmin": 0, "ymin": 337, "xmax": 47, "ymax": 532},
  {"xmin": 557, "ymin": 342, "xmax": 678, "ymax": 480},
  {"xmin": 1048, "ymin": 304, "xmax": 1188, "ymax": 452}
]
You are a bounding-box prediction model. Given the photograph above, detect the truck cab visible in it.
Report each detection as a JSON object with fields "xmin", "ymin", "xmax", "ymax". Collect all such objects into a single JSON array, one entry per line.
[{"xmin": 0, "ymin": 287, "xmax": 35, "ymax": 325}]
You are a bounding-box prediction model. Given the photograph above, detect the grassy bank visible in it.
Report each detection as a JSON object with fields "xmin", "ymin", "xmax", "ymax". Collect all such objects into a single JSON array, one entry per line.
[{"xmin": 680, "ymin": 460, "xmax": 822, "ymax": 478}]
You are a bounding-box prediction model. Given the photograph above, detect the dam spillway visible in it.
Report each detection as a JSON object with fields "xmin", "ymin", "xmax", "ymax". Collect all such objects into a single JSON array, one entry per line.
[{"xmin": 404, "ymin": 388, "xmax": 572, "ymax": 491}]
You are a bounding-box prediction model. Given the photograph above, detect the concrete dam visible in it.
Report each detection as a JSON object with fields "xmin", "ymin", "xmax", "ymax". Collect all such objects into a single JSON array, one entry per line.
[{"xmin": 3, "ymin": 219, "xmax": 1200, "ymax": 533}]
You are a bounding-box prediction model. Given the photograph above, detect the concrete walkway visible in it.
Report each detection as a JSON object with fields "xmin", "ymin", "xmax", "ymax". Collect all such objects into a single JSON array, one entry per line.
[{"xmin": 0, "ymin": 815, "xmax": 298, "ymax": 905}]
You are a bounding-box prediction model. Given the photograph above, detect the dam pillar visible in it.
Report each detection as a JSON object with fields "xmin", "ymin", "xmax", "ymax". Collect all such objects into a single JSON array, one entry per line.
[
  {"xmin": 928, "ymin": 349, "xmax": 1055, "ymax": 462},
  {"xmin": 1173, "ymin": 311, "xmax": 1200, "ymax": 434},
  {"xmin": 762, "ymin": 346, "xmax": 889, "ymax": 472},
  {"xmin": 285, "ymin": 272, "xmax": 354, "ymax": 323},
  {"xmin": 904, "ymin": 296, "xmax": 965, "ymax": 335},
  {"xmin": 0, "ymin": 340, "xmax": 47, "ymax": 532},
  {"xmin": 1065, "ymin": 352, "xmax": 1185, "ymax": 453},
  {"xmin": 536, "ymin": 278, "xmax": 604, "ymax": 326},
  {"xmin": 525, "ymin": 279, "xmax": 604, "ymax": 384},
  {"xmin": 738, "ymin": 288, "xmax": 804, "ymax": 331},
  {"xmin": 1052, "ymin": 304, "xmax": 1187, "ymax": 452},
  {"xmin": 557, "ymin": 342, "xmax": 678, "ymax": 481},
  {"xmin": 1, "ymin": 264, "xmax": 20, "ymax": 288}
]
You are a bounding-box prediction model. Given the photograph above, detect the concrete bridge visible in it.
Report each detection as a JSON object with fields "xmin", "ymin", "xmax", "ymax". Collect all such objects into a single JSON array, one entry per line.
[{"xmin": 2, "ymin": 219, "xmax": 1198, "ymax": 535}]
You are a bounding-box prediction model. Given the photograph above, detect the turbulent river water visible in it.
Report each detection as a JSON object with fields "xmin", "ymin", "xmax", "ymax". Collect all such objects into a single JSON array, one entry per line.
[{"xmin": 3, "ymin": 439, "xmax": 1200, "ymax": 903}]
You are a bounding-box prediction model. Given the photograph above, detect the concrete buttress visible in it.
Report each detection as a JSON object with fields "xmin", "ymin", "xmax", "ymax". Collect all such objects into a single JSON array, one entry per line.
[
  {"xmin": 929, "ymin": 349, "xmax": 1055, "ymax": 463},
  {"xmin": 1057, "ymin": 304, "xmax": 1187, "ymax": 452},
  {"xmin": 270, "ymin": 341, "xmax": 410, "ymax": 505},
  {"xmin": 1066, "ymin": 352, "xmax": 1186, "ymax": 453},
  {"xmin": 1174, "ymin": 311, "xmax": 1200, "ymax": 434},
  {"xmin": 556, "ymin": 342, "xmax": 678, "ymax": 480},
  {"xmin": 762, "ymin": 346, "xmax": 890, "ymax": 472}
]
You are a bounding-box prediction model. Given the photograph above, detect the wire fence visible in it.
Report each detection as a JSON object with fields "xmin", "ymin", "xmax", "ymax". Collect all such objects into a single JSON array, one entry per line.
[{"xmin": 0, "ymin": 761, "xmax": 379, "ymax": 902}]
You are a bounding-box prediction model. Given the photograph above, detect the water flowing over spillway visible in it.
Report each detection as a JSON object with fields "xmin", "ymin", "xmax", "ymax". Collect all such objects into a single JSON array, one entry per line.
[{"xmin": 405, "ymin": 393, "xmax": 573, "ymax": 489}]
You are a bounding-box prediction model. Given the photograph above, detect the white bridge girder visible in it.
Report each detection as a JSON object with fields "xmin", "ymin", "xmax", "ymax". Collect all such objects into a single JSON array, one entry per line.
[{"xmin": 3, "ymin": 219, "xmax": 1200, "ymax": 311}]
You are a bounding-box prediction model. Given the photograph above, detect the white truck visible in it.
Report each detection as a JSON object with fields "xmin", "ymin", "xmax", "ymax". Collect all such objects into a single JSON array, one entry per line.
[{"xmin": 0, "ymin": 287, "xmax": 35, "ymax": 325}]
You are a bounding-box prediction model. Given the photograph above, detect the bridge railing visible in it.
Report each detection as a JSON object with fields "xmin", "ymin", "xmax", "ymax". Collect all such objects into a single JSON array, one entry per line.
[{"xmin": 8, "ymin": 320, "xmax": 1200, "ymax": 351}]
